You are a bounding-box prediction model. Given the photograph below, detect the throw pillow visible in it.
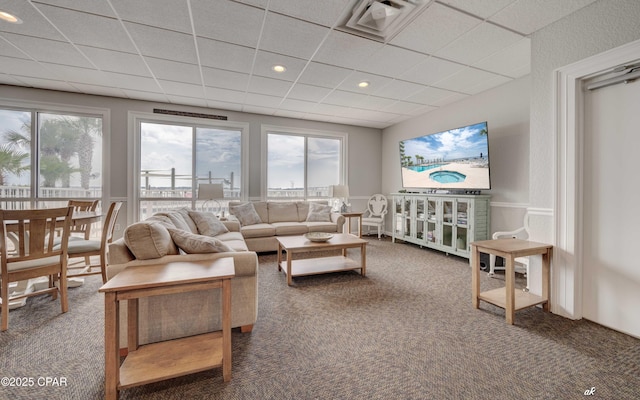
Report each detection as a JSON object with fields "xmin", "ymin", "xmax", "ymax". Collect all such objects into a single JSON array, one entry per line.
[
  {"xmin": 123, "ymin": 221, "xmax": 177, "ymax": 260},
  {"xmin": 306, "ymin": 202, "xmax": 332, "ymax": 222},
  {"xmin": 229, "ymin": 202, "xmax": 262, "ymax": 226},
  {"xmin": 168, "ymin": 228, "xmax": 235, "ymax": 254},
  {"xmin": 188, "ymin": 210, "xmax": 229, "ymax": 237}
]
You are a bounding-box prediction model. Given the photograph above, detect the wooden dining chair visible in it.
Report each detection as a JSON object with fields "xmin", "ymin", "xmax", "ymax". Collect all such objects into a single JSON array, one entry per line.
[
  {"xmin": 63, "ymin": 201, "xmax": 122, "ymax": 284},
  {"xmin": 0, "ymin": 207, "xmax": 73, "ymax": 331},
  {"xmin": 67, "ymin": 199, "xmax": 100, "ymax": 239}
]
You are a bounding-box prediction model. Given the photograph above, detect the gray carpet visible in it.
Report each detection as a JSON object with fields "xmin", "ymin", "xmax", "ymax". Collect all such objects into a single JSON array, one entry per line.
[{"xmin": 1, "ymin": 238, "xmax": 639, "ymax": 399}]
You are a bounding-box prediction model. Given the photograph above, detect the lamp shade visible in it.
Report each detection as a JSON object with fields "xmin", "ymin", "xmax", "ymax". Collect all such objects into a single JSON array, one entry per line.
[
  {"xmin": 198, "ymin": 183, "xmax": 224, "ymax": 200},
  {"xmin": 329, "ymin": 184, "xmax": 349, "ymax": 198}
]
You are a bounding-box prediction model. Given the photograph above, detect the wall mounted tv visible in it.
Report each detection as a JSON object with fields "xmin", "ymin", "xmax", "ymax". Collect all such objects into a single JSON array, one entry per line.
[{"xmin": 399, "ymin": 121, "xmax": 491, "ymax": 191}]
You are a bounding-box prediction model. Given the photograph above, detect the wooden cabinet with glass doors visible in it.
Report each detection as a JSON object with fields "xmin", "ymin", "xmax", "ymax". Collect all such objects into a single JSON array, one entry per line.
[{"xmin": 392, "ymin": 193, "xmax": 490, "ymax": 259}]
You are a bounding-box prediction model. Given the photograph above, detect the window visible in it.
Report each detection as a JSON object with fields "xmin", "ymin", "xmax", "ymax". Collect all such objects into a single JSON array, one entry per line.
[
  {"xmin": 263, "ymin": 125, "xmax": 346, "ymax": 199},
  {"xmin": 133, "ymin": 113, "xmax": 247, "ymax": 220},
  {"xmin": 1, "ymin": 107, "xmax": 104, "ymax": 211}
]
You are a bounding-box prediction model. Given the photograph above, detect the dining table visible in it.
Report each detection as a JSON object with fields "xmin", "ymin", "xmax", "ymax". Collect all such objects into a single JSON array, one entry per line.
[{"xmin": 2, "ymin": 209, "xmax": 102, "ymax": 309}]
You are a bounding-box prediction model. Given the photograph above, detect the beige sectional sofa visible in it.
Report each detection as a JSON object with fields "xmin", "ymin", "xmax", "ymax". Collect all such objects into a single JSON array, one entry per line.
[
  {"xmin": 227, "ymin": 201, "xmax": 346, "ymax": 252},
  {"xmin": 107, "ymin": 207, "xmax": 258, "ymax": 348}
]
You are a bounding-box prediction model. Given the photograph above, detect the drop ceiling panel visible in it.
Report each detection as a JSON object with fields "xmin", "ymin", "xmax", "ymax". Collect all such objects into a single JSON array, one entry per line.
[
  {"xmin": 435, "ymin": 22, "xmax": 523, "ymax": 65},
  {"xmin": 205, "ymin": 87, "xmax": 246, "ymax": 103},
  {"xmin": 103, "ymin": 72, "xmax": 164, "ymax": 93},
  {"xmin": 373, "ymin": 79, "xmax": 425, "ymax": 100},
  {"xmin": 34, "ymin": 4, "xmax": 136, "ymax": 53},
  {"xmin": 337, "ymin": 71, "xmax": 394, "ymax": 94},
  {"xmin": 0, "ymin": 57, "xmax": 63, "ymax": 80},
  {"xmin": 124, "ymin": 22, "xmax": 198, "ymax": 64},
  {"xmin": 490, "ymin": 0, "xmax": 598, "ymax": 35},
  {"xmin": 385, "ymin": 100, "xmax": 433, "ymax": 115},
  {"xmin": 473, "ymin": 37, "xmax": 530, "ymax": 78},
  {"xmin": 259, "ymin": 12, "xmax": 330, "ymax": 59},
  {"xmin": 31, "ymin": 0, "xmax": 116, "ymax": 17},
  {"xmin": 279, "ymin": 98, "xmax": 317, "ymax": 112},
  {"xmin": 191, "ymin": 0, "xmax": 264, "ymax": 47},
  {"xmin": 287, "ymin": 84, "xmax": 332, "ymax": 102},
  {"xmin": 145, "ymin": 58, "xmax": 202, "ymax": 85},
  {"xmin": 358, "ymin": 45, "xmax": 429, "ymax": 77},
  {"xmin": 404, "ymin": 86, "xmax": 459, "ymax": 105},
  {"xmin": 244, "ymin": 92, "xmax": 283, "ymax": 108},
  {"xmin": 111, "ymin": 0, "xmax": 192, "ymax": 34},
  {"xmin": 11, "ymin": 76, "xmax": 75, "ymax": 92},
  {"xmin": 434, "ymin": 67, "xmax": 507, "ymax": 94},
  {"xmin": 390, "ymin": 2, "xmax": 482, "ymax": 55},
  {"xmin": 297, "ymin": 62, "xmax": 352, "ymax": 88},
  {"xmin": 0, "ymin": 2, "xmax": 66, "ymax": 40},
  {"xmin": 268, "ymin": 0, "xmax": 351, "ymax": 27},
  {"xmin": 202, "ymin": 67, "xmax": 250, "ymax": 92},
  {"xmin": 0, "ymin": 37, "xmax": 29, "ymax": 59},
  {"xmin": 252, "ymin": 51, "xmax": 308, "ymax": 81},
  {"xmin": 159, "ymin": 80, "xmax": 205, "ymax": 98},
  {"xmin": 78, "ymin": 46, "xmax": 150, "ymax": 77},
  {"xmin": 438, "ymin": 0, "xmax": 516, "ymax": 20},
  {"xmin": 1, "ymin": 33, "xmax": 92, "ymax": 68},
  {"xmin": 312, "ymin": 30, "xmax": 383, "ymax": 70},
  {"xmin": 120, "ymin": 90, "xmax": 169, "ymax": 103},
  {"xmin": 69, "ymin": 82, "xmax": 127, "ymax": 98},
  {"xmin": 400, "ymin": 56, "xmax": 466, "ymax": 86},
  {"xmin": 166, "ymin": 94, "xmax": 208, "ymax": 107},
  {"xmin": 44, "ymin": 64, "xmax": 116, "ymax": 87},
  {"xmin": 354, "ymin": 95, "xmax": 397, "ymax": 111},
  {"xmin": 247, "ymin": 76, "xmax": 292, "ymax": 97},
  {"xmin": 322, "ymin": 89, "xmax": 370, "ymax": 107},
  {"xmin": 196, "ymin": 38, "xmax": 255, "ymax": 73}
]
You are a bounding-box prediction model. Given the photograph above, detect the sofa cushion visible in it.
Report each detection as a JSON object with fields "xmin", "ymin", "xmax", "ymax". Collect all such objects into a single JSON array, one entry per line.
[
  {"xmin": 239, "ymin": 223, "xmax": 276, "ymax": 239},
  {"xmin": 229, "ymin": 202, "xmax": 262, "ymax": 226},
  {"xmin": 268, "ymin": 202, "xmax": 298, "ymax": 223},
  {"xmin": 172, "ymin": 207, "xmax": 199, "ymax": 233},
  {"xmin": 123, "ymin": 221, "xmax": 178, "ymax": 260},
  {"xmin": 272, "ymin": 222, "xmax": 309, "ymax": 236},
  {"xmin": 306, "ymin": 222, "xmax": 339, "ymax": 233},
  {"xmin": 168, "ymin": 229, "xmax": 235, "ymax": 254},
  {"xmin": 155, "ymin": 211, "xmax": 192, "ymax": 232},
  {"xmin": 188, "ymin": 210, "xmax": 229, "ymax": 236},
  {"xmin": 306, "ymin": 202, "xmax": 332, "ymax": 222}
]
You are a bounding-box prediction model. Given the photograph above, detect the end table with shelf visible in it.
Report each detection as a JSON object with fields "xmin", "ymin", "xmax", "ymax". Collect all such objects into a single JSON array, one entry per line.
[
  {"xmin": 471, "ymin": 238, "xmax": 552, "ymax": 324},
  {"xmin": 341, "ymin": 211, "xmax": 363, "ymax": 237},
  {"xmin": 99, "ymin": 258, "xmax": 235, "ymax": 399}
]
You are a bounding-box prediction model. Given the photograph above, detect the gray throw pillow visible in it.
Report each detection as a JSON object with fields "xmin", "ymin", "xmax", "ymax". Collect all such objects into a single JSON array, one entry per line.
[
  {"xmin": 229, "ymin": 202, "xmax": 262, "ymax": 226},
  {"xmin": 306, "ymin": 202, "xmax": 332, "ymax": 222},
  {"xmin": 168, "ymin": 229, "xmax": 234, "ymax": 254},
  {"xmin": 188, "ymin": 210, "xmax": 229, "ymax": 237}
]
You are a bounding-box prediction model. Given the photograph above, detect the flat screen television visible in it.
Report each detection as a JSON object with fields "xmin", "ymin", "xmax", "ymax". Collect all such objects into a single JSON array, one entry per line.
[{"xmin": 399, "ymin": 121, "xmax": 491, "ymax": 191}]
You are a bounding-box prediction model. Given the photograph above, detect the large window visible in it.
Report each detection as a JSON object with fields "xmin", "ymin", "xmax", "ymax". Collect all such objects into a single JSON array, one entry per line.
[
  {"xmin": 263, "ymin": 126, "xmax": 346, "ymax": 199},
  {"xmin": 134, "ymin": 114, "xmax": 247, "ymax": 220},
  {"xmin": 1, "ymin": 107, "xmax": 103, "ymax": 210}
]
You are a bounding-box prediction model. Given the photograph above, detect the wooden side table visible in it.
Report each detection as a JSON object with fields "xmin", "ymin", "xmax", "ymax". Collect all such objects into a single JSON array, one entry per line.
[
  {"xmin": 341, "ymin": 211, "xmax": 363, "ymax": 237},
  {"xmin": 99, "ymin": 258, "xmax": 235, "ymax": 400},
  {"xmin": 471, "ymin": 238, "xmax": 552, "ymax": 325}
]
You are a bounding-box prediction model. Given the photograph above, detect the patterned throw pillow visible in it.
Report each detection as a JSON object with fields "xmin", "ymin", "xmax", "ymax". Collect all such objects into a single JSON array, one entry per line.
[
  {"xmin": 168, "ymin": 229, "xmax": 234, "ymax": 254},
  {"xmin": 229, "ymin": 202, "xmax": 262, "ymax": 226},
  {"xmin": 188, "ymin": 210, "xmax": 229, "ymax": 237},
  {"xmin": 306, "ymin": 202, "xmax": 332, "ymax": 222}
]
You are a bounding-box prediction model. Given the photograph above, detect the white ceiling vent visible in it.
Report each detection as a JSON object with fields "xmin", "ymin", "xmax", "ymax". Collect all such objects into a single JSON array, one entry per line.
[{"xmin": 342, "ymin": 0, "xmax": 432, "ymax": 42}]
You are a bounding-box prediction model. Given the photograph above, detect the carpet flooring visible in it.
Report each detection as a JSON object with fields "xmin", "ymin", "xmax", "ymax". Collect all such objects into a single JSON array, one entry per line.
[{"xmin": 1, "ymin": 237, "xmax": 638, "ymax": 399}]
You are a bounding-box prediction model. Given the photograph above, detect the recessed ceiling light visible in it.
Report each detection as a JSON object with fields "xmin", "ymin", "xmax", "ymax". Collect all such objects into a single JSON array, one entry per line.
[
  {"xmin": 272, "ymin": 65, "xmax": 286, "ymax": 73},
  {"xmin": 0, "ymin": 11, "xmax": 22, "ymax": 24},
  {"xmin": 358, "ymin": 81, "xmax": 370, "ymax": 88}
]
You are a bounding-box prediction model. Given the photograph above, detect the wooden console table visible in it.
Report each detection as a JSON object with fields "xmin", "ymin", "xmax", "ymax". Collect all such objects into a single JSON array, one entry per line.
[
  {"xmin": 471, "ymin": 238, "xmax": 552, "ymax": 324},
  {"xmin": 99, "ymin": 258, "xmax": 235, "ymax": 399}
]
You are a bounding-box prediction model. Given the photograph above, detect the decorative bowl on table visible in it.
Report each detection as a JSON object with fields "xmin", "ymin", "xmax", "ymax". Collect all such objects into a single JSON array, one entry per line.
[{"xmin": 304, "ymin": 232, "xmax": 334, "ymax": 242}]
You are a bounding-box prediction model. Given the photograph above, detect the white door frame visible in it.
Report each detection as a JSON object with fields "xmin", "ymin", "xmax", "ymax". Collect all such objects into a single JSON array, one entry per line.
[{"xmin": 554, "ymin": 39, "xmax": 640, "ymax": 319}]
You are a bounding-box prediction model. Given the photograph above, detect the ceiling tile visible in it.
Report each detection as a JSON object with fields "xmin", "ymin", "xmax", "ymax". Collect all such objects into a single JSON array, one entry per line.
[
  {"xmin": 1, "ymin": 33, "xmax": 92, "ymax": 68},
  {"xmin": 0, "ymin": 73, "xmax": 23, "ymax": 85},
  {"xmin": 44, "ymin": 63, "xmax": 115, "ymax": 86},
  {"xmin": 244, "ymin": 92, "xmax": 283, "ymax": 108},
  {"xmin": 103, "ymin": 72, "xmax": 164, "ymax": 93},
  {"xmin": 0, "ymin": 2, "xmax": 67, "ymax": 41},
  {"xmin": 77, "ymin": 46, "xmax": 151, "ymax": 77},
  {"xmin": 206, "ymin": 100, "xmax": 243, "ymax": 112},
  {"xmin": 202, "ymin": 67, "xmax": 250, "ymax": 91},
  {"xmin": 433, "ymin": 67, "xmax": 508, "ymax": 94},
  {"xmin": 297, "ymin": 62, "xmax": 352, "ymax": 88},
  {"xmin": 205, "ymin": 87, "xmax": 246, "ymax": 103},
  {"xmin": 274, "ymin": 109, "xmax": 308, "ymax": 119},
  {"xmin": 259, "ymin": 12, "xmax": 330, "ymax": 59},
  {"xmin": 430, "ymin": 92, "xmax": 468, "ymax": 107},
  {"xmin": 197, "ymin": 38, "xmax": 255, "ymax": 74},
  {"xmin": 159, "ymin": 80, "xmax": 205, "ymax": 98},
  {"xmin": 400, "ymin": 56, "xmax": 466, "ymax": 86},
  {"xmin": 436, "ymin": 22, "xmax": 523, "ymax": 65},
  {"xmin": 167, "ymin": 94, "xmax": 208, "ymax": 107},
  {"xmin": 145, "ymin": 57, "xmax": 202, "ymax": 85},
  {"xmin": 120, "ymin": 90, "xmax": 170, "ymax": 103},
  {"xmin": 252, "ymin": 51, "xmax": 308, "ymax": 81},
  {"xmin": 313, "ymin": 30, "xmax": 382, "ymax": 70},
  {"xmin": 358, "ymin": 45, "xmax": 429, "ymax": 78},
  {"xmin": 191, "ymin": 0, "xmax": 264, "ymax": 47},
  {"xmin": 490, "ymin": 0, "xmax": 598, "ymax": 35},
  {"xmin": 124, "ymin": 22, "xmax": 197, "ymax": 64},
  {"xmin": 287, "ymin": 83, "xmax": 332, "ymax": 102},
  {"xmin": 279, "ymin": 98, "xmax": 318, "ymax": 112},
  {"xmin": 405, "ymin": 86, "xmax": 460, "ymax": 105},
  {"xmin": 33, "ymin": 4, "xmax": 136, "ymax": 53},
  {"xmin": 0, "ymin": 36, "xmax": 29, "ymax": 59},
  {"xmin": 337, "ymin": 71, "xmax": 394, "ymax": 94},
  {"xmin": 243, "ymin": 105, "xmax": 277, "ymax": 115},
  {"xmin": 31, "ymin": 0, "xmax": 116, "ymax": 17},
  {"xmin": 390, "ymin": 3, "xmax": 481, "ymax": 55},
  {"xmin": 322, "ymin": 90, "xmax": 370, "ymax": 107},
  {"xmin": 69, "ymin": 82, "xmax": 128, "ymax": 98},
  {"xmin": 232, "ymin": 0, "xmax": 269, "ymax": 8},
  {"xmin": 473, "ymin": 37, "xmax": 530, "ymax": 78},
  {"xmin": 247, "ymin": 75, "xmax": 292, "ymax": 97},
  {"xmin": 267, "ymin": 0, "xmax": 351, "ymax": 27},
  {"xmin": 0, "ymin": 57, "xmax": 63, "ymax": 80},
  {"xmin": 355, "ymin": 95, "xmax": 397, "ymax": 111},
  {"xmin": 111, "ymin": 0, "xmax": 192, "ymax": 34},
  {"xmin": 373, "ymin": 79, "xmax": 425, "ymax": 100},
  {"xmin": 438, "ymin": 0, "xmax": 516, "ymax": 19},
  {"xmin": 9, "ymin": 75, "xmax": 75, "ymax": 92}
]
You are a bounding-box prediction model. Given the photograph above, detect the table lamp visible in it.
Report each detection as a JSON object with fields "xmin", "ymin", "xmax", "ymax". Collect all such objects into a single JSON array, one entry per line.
[
  {"xmin": 198, "ymin": 183, "xmax": 224, "ymax": 214},
  {"xmin": 330, "ymin": 184, "xmax": 350, "ymax": 213}
]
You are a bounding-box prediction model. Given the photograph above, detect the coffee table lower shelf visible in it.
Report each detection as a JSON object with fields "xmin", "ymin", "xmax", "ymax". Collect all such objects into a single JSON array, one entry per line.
[
  {"xmin": 279, "ymin": 255, "xmax": 363, "ymax": 279},
  {"xmin": 119, "ymin": 332, "xmax": 224, "ymax": 389},
  {"xmin": 478, "ymin": 288, "xmax": 547, "ymax": 311}
]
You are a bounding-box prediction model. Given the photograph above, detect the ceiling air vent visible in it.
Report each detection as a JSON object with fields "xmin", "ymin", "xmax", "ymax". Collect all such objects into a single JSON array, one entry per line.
[{"xmin": 342, "ymin": 0, "xmax": 431, "ymax": 42}]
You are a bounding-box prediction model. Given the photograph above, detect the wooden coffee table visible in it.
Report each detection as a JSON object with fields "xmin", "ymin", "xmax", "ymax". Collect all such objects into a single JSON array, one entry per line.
[{"xmin": 276, "ymin": 233, "xmax": 367, "ymax": 286}]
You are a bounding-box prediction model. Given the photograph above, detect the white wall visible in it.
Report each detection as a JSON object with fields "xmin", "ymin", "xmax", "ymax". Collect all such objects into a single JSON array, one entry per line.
[
  {"xmin": 528, "ymin": 0, "xmax": 640, "ymax": 314},
  {"xmin": 1, "ymin": 85, "xmax": 383, "ymax": 229},
  {"xmin": 382, "ymin": 75, "xmax": 531, "ymax": 234}
]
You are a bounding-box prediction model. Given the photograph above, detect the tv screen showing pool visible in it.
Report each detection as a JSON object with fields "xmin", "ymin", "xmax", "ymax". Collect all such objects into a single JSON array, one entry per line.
[{"xmin": 399, "ymin": 121, "xmax": 491, "ymax": 190}]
